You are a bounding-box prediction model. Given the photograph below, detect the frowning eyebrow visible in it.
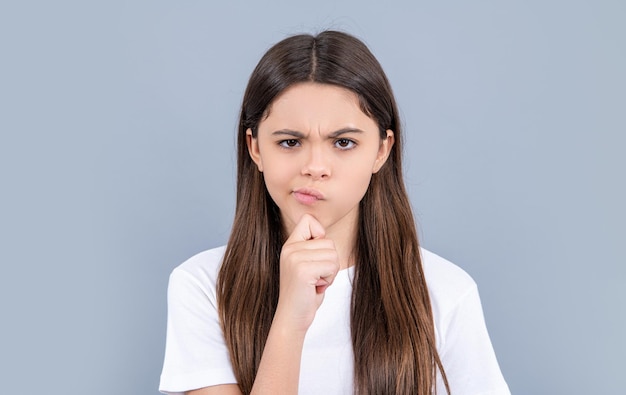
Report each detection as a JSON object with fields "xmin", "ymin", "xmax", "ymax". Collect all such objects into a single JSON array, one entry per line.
[
  {"xmin": 329, "ymin": 128, "xmax": 365, "ymax": 138},
  {"xmin": 271, "ymin": 129, "xmax": 305, "ymax": 138},
  {"xmin": 271, "ymin": 128, "xmax": 365, "ymax": 138}
]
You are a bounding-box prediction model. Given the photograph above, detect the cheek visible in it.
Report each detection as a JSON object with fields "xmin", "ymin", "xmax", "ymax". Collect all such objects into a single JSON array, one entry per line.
[
  {"xmin": 353, "ymin": 173, "xmax": 375, "ymax": 199},
  {"xmin": 338, "ymin": 163, "xmax": 375, "ymax": 202},
  {"xmin": 260, "ymin": 162, "xmax": 292, "ymax": 199}
]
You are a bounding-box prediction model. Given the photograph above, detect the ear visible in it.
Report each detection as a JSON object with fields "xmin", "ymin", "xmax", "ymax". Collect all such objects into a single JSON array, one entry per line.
[
  {"xmin": 246, "ymin": 128, "xmax": 263, "ymax": 172},
  {"xmin": 372, "ymin": 130, "xmax": 395, "ymax": 173}
]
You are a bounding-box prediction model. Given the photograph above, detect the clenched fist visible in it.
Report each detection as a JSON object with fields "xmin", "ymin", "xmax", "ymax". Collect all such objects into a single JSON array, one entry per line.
[{"xmin": 274, "ymin": 214, "xmax": 340, "ymax": 333}]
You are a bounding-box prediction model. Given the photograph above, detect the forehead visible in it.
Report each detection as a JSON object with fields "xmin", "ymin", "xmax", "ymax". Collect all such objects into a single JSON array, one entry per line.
[{"xmin": 260, "ymin": 82, "xmax": 378, "ymax": 132}]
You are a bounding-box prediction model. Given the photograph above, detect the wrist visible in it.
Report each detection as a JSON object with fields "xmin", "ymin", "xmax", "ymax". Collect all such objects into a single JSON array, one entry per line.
[{"xmin": 270, "ymin": 307, "xmax": 310, "ymax": 340}]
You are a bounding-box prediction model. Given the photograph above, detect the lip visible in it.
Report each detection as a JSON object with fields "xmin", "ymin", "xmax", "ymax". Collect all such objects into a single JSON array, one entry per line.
[{"xmin": 292, "ymin": 188, "xmax": 325, "ymax": 205}]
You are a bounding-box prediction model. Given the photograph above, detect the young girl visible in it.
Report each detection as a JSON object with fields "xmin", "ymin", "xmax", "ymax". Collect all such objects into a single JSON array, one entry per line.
[{"xmin": 159, "ymin": 31, "xmax": 510, "ymax": 395}]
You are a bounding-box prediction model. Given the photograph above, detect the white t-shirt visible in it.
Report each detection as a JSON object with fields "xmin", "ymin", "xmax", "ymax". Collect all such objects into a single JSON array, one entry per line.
[{"xmin": 159, "ymin": 246, "xmax": 510, "ymax": 395}]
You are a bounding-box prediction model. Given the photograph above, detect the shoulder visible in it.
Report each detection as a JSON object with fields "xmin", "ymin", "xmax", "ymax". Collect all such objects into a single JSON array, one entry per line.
[
  {"xmin": 160, "ymin": 245, "xmax": 238, "ymax": 392},
  {"xmin": 420, "ymin": 249, "xmax": 511, "ymax": 394},
  {"xmin": 419, "ymin": 248, "xmax": 478, "ymax": 329},
  {"xmin": 172, "ymin": 245, "xmax": 227, "ymax": 281},
  {"xmin": 167, "ymin": 245, "xmax": 227, "ymax": 303},
  {"xmin": 420, "ymin": 247, "xmax": 476, "ymax": 297}
]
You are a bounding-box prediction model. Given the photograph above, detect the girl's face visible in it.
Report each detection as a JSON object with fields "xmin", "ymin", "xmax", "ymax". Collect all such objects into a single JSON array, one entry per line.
[{"xmin": 247, "ymin": 82, "xmax": 394, "ymax": 236}]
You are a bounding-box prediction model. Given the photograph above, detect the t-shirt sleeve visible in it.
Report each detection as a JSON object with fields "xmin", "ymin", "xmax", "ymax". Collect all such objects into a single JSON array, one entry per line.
[
  {"xmin": 159, "ymin": 266, "xmax": 237, "ymax": 394},
  {"xmin": 436, "ymin": 284, "xmax": 511, "ymax": 395}
]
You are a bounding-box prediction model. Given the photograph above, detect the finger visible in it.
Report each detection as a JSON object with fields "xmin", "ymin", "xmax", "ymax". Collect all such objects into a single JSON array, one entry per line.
[
  {"xmin": 286, "ymin": 245, "xmax": 337, "ymax": 261},
  {"xmin": 314, "ymin": 268, "xmax": 338, "ymax": 294},
  {"xmin": 286, "ymin": 213, "xmax": 325, "ymax": 243},
  {"xmin": 315, "ymin": 259, "xmax": 339, "ymax": 284},
  {"xmin": 315, "ymin": 281, "xmax": 329, "ymax": 294},
  {"xmin": 315, "ymin": 276, "xmax": 330, "ymax": 294}
]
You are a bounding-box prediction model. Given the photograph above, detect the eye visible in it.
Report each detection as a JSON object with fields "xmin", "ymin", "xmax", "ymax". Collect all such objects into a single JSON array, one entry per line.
[
  {"xmin": 278, "ymin": 139, "xmax": 300, "ymax": 148},
  {"xmin": 334, "ymin": 138, "xmax": 356, "ymax": 150}
]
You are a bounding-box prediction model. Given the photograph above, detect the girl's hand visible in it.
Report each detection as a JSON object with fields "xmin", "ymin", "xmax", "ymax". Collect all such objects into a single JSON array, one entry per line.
[{"xmin": 274, "ymin": 214, "xmax": 340, "ymax": 333}]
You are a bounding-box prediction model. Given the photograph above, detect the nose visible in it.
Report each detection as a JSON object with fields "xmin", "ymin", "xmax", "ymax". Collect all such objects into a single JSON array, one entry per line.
[{"xmin": 301, "ymin": 145, "xmax": 331, "ymax": 180}]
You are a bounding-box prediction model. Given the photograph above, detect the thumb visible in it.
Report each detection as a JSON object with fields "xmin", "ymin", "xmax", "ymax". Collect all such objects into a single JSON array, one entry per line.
[{"xmin": 286, "ymin": 214, "xmax": 325, "ymax": 243}]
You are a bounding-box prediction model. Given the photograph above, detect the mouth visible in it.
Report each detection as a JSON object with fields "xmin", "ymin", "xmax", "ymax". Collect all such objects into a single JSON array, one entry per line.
[{"xmin": 292, "ymin": 188, "xmax": 324, "ymax": 205}]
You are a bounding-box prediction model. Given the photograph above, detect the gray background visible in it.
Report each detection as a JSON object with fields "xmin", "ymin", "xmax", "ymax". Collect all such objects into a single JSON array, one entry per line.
[{"xmin": 1, "ymin": 1, "xmax": 624, "ymax": 394}]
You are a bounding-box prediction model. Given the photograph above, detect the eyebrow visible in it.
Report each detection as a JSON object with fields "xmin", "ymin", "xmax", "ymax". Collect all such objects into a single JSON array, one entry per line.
[{"xmin": 271, "ymin": 128, "xmax": 365, "ymax": 138}]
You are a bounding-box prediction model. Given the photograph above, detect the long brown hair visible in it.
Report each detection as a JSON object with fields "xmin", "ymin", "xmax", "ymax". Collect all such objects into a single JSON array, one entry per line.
[{"xmin": 217, "ymin": 30, "xmax": 450, "ymax": 395}]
